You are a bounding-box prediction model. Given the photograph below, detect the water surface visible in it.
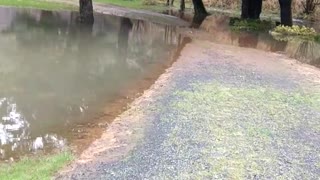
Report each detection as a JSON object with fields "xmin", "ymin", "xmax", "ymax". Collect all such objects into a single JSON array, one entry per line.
[
  {"xmin": 0, "ymin": 7, "xmax": 180, "ymax": 160},
  {"xmin": 173, "ymin": 11, "xmax": 320, "ymax": 68},
  {"xmin": 1, "ymin": 6, "xmax": 319, "ymax": 161}
]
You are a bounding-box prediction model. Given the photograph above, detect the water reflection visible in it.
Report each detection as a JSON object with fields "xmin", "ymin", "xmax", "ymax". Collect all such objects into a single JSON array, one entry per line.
[
  {"xmin": 186, "ymin": 14, "xmax": 320, "ymax": 68},
  {"xmin": 0, "ymin": 7, "xmax": 179, "ymax": 160},
  {"xmin": 118, "ymin": 18, "xmax": 133, "ymax": 62}
]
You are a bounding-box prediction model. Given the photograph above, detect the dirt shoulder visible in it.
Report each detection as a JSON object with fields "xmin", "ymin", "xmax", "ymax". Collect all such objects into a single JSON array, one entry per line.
[{"xmin": 57, "ymin": 38, "xmax": 320, "ymax": 179}]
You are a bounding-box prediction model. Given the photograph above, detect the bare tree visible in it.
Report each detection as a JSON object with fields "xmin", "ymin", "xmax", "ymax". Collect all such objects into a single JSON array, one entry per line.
[
  {"xmin": 166, "ymin": 0, "xmax": 185, "ymax": 12},
  {"xmin": 302, "ymin": 0, "xmax": 320, "ymax": 14}
]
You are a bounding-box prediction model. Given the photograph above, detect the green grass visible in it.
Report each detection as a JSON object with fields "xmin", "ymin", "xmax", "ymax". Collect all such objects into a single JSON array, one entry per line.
[
  {"xmin": 229, "ymin": 17, "xmax": 275, "ymax": 31},
  {"xmin": 0, "ymin": 0, "xmax": 165, "ymax": 11},
  {"xmin": 0, "ymin": 0, "xmax": 76, "ymax": 10},
  {"xmin": 161, "ymin": 82, "xmax": 320, "ymax": 179},
  {"xmin": 95, "ymin": 0, "xmax": 144, "ymax": 9},
  {"xmin": 0, "ymin": 151, "xmax": 73, "ymax": 180},
  {"xmin": 94, "ymin": 0, "xmax": 166, "ymax": 11}
]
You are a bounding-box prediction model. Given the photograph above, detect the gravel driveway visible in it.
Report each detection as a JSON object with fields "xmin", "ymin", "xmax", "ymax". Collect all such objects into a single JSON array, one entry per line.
[{"xmin": 58, "ymin": 40, "xmax": 320, "ymax": 179}]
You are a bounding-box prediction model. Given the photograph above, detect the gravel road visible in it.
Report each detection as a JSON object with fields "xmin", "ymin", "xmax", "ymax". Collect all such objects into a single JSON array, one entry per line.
[{"xmin": 58, "ymin": 40, "xmax": 320, "ymax": 179}]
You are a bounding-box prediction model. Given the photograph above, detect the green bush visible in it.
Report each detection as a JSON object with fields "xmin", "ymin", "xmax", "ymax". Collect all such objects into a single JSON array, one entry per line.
[
  {"xmin": 270, "ymin": 25, "xmax": 320, "ymax": 42},
  {"xmin": 315, "ymin": 35, "xmax": 320, "ymax": 42},
  {"xmin": 272, "ymin": 25, "xmax": 317, "ymax": 36},
  {"xmin": 229, "ymin": 17, "xmax": 274, "ymax": 31}
]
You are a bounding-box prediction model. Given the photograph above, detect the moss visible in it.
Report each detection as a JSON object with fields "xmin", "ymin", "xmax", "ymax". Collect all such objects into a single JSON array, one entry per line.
[{"xmin": 229, "ymin": 17, "xmax": 274, "ymax": 31}]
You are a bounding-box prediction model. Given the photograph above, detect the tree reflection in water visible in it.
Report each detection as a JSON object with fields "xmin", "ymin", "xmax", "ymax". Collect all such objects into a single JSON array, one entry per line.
[{"xmin": 0, "ymin": 7, "xmax": 180, "ymax": 160}]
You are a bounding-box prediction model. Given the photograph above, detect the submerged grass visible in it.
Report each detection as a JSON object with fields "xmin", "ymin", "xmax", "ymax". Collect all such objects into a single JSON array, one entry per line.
[
  {"xmin": 0, "ymin": 0, "xmax": 76, "ymax": 10},
  {"xmin": 0, "ymin": 151, "xmax": 73, "ymax": 180}
]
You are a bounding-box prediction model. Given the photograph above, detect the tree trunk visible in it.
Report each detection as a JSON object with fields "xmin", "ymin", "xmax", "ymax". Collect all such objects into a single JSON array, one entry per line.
[
  {"xmin": 241, "ymin": 0, "xmax": 250, "ymax": 19},
  {"xmin": 241, "ymin": 0, "xmax": 262, "ymax": 19},
  {"xmin": 79, "ymin": 0, "xmax": 94, "ymax": 24},
  {"xmin": 171, "ymin": 0, "xmax": 174, "ymax": 6},
  {"xmin": 190, "ymin": 14, "xmax": 206, "ymax": 28},
  {"xmin": 180, "ymin": 0, "xmax": 185, "ymax": 11},
  {"xmin": 192, "ymin": 0, "xmax": 208, "ymax": 17},
  {"xmin": 251, "ymin": 0, "xmax": 262, "ymax": 19},
  {"xmin": 166, "ymin": 0, "xmax": 170, "ymax": 6},
  {"xmin": 279, "ymin": 0, "xmax": 293, "ymax": 26}
]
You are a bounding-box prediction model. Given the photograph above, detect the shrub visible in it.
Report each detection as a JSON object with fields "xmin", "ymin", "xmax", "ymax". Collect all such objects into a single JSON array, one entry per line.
[
  {"xmin": 229, "ymin": 17, "xmax": 274, "ymax": 31},
  {"xmin": 272, "ymin": 25, "xmax": 317, "ymax": 36},
  {"xmin": 270, "ymin": 25, "xmax": 320, "ymax": 42},
  {"xmin": 315, "ymin": 35, "xmax": 320, "ymax": 42}
]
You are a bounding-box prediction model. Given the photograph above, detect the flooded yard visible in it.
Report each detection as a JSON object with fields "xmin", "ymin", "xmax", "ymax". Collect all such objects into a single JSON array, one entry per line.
[
  {"xmin": 177, "ymin": 12, "xmax": 320, "ymax": 67},
  {"xmin": 0, "ymin": 7, "xmax": 181, "ymax": 161},
  {"xmin": 1, "ymin": 5, "xmax": 320, "ymax": 162}
]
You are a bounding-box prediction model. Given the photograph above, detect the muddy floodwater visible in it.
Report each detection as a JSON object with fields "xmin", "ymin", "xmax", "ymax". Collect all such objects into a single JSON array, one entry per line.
[
  {"xmin": 1, "ymin": 6, "xmax": 320, "ymax": 161},
  {"xmin": 175, "ymin": 11, "xmax": 320, "ymax": 68},
  {"xmin": 0, "ymin": 7, "xmax": 181, "ymax": 161}
]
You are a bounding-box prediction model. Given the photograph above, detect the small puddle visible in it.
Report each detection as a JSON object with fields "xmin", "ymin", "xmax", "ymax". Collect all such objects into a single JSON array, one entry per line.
[{"xmin": 0, "ymin": 7, "xmax": 187, "ymax": 161}]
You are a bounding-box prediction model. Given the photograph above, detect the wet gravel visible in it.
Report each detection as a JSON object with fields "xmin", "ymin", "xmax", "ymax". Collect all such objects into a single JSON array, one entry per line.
[{"xmin": 58, "ymin": 41, "xmax": 320, "ymax": 179}]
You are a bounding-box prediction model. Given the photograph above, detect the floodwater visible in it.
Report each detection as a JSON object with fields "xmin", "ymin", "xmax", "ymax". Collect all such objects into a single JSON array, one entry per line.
[
  {"xmin": 174, "ymin": 11, "xmax": 320, "ymax": 68},
  {"xmin": 0, "ymin": 7, "xmax": 181, "ymax": 161},
  {"xmin": 1, "ymin": 6, "xmax": 319, "ymax": 161}
]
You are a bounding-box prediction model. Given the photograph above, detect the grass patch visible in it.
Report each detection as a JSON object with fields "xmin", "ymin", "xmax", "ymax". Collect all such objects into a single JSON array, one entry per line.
[
  {"xmin": 0, "ymin": 0, "xmax": 76, "ymax": 11},
  {"xmin": 163, "ymin": 82, "xmax": 320, "ymax": 178},
  {"xmin": 229, "ymin": 17, "xmax": 274, "ymax": 31},
  {"xmin": 95, "ymin": 0, "xmax": 144, "ymax": 9},
  {"xmin": 94, "ymin": 0, "xmax": 165, "ymax": 11},
  {"xmin": 0, "ymin": 151, "xmax": 73, "ymax": 180}
]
